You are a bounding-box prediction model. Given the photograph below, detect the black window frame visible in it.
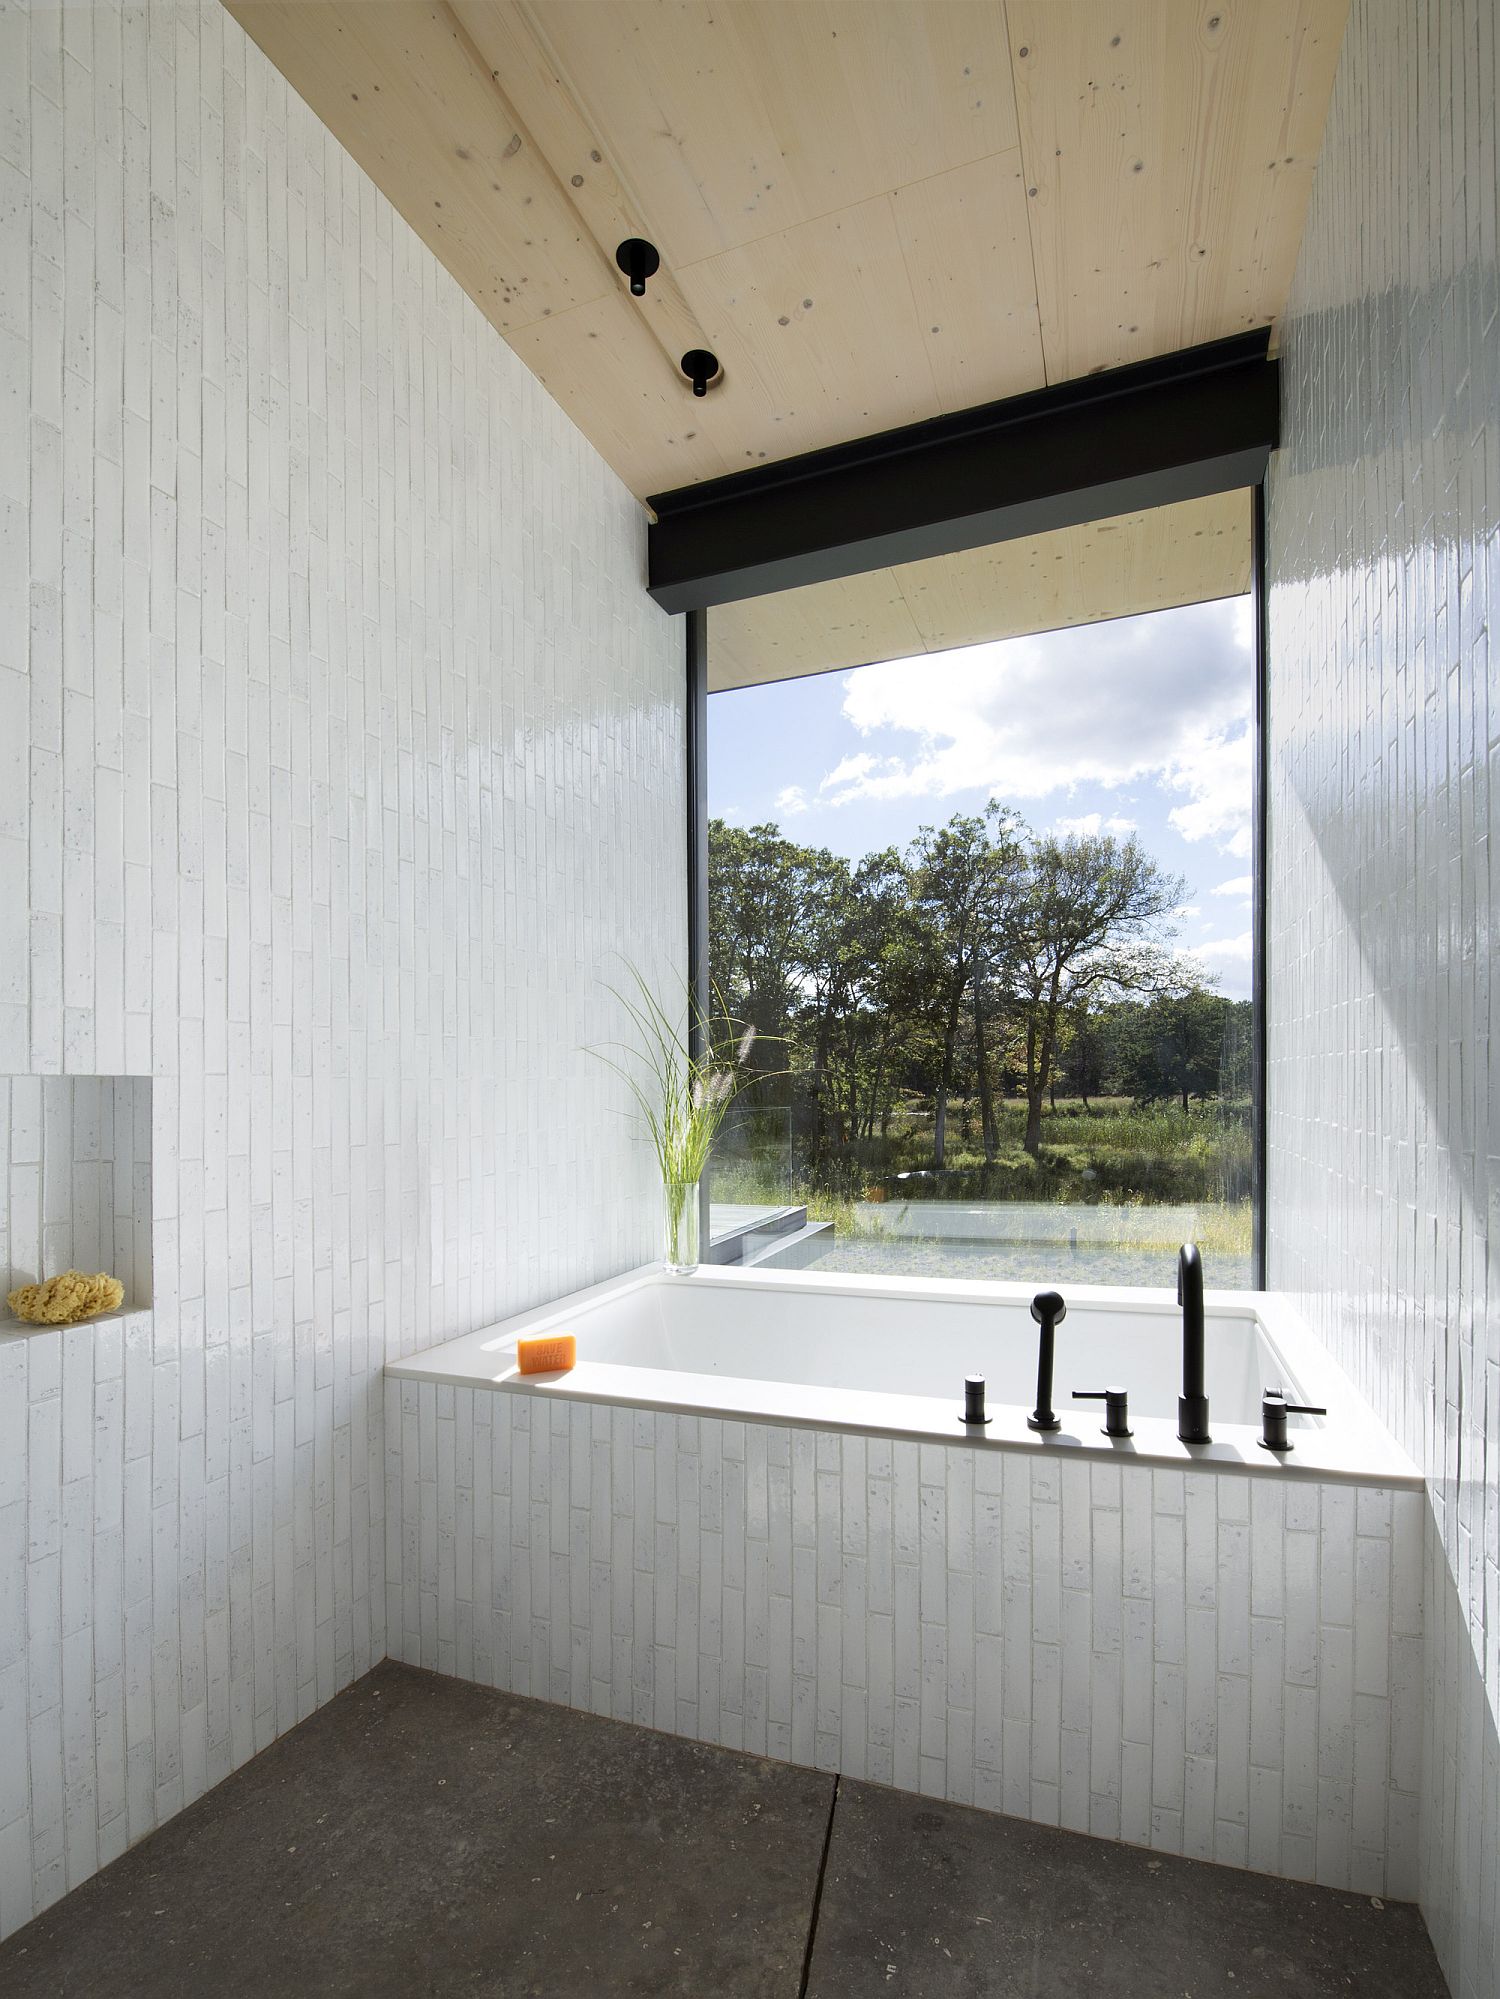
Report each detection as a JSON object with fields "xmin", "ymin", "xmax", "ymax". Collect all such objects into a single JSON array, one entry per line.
[{"xmin": 670, "ymin": 339, "xmax": 1277, "ymax": 1289}]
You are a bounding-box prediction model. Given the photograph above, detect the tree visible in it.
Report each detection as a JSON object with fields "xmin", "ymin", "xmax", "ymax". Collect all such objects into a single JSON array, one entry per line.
[
  {"xmin": 1004, "ymin": 834, "xmax": 1184, "ymax": 1157},
  {"xmin": 1125, "ymin": 988, "xmax": 1236, "ymax": 1111},
  {"xmin": 905, "ymin": 804, "xmax": 1025, "ymax": 1168},
  {"xmin": 971, "ymin": 956, "xmax": 1009, "ymax": 1159},
  {"xmin": 707, "ymin": 819, "xmax": 819, "ymax": 1080},
  {"xmin": 709, "ymin": 819, "xmax": 920, "ymax": 1187},
  {"xmin": 799, "ymin": 846, "xmax": 906, "ymax": 1159},
  {"xmin": 707, "ymin": 806, "xmax": 1222, "ymax": 1189},
  {"xmin": 1056, "ymin": 1002, "xmax": 1111, "ymax": 1110}
]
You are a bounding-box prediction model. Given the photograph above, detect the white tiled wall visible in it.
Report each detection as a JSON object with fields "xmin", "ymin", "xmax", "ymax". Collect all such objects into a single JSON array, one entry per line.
[
  {"xmin": 1266, "ymin": 0, "xmax": 1497, "ymax": 1989},
  {"xmin": 2, "ymin": 1075, "xmax": 153, "ymax": 1310},
  {"xmin": 390, "ymin": 1382, "xmax": 1426, "ymax": 1898},
  {"xmin": 0, "ymin": 0, "xmax": 682, "ymax": 1939}
]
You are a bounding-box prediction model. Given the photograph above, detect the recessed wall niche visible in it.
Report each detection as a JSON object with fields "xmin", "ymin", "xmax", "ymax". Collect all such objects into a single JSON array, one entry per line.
[{"xmin": 1, "ymin": 1076, "xmax": 153, "ymax": 1320}]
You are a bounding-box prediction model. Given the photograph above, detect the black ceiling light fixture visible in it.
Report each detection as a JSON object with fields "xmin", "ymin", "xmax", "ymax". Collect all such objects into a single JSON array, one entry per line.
[
  {"xmin": 614, "ymin": 237, "xmax": 661, "ymax": 296},
  {"xmin": 680, "ymin": 348, "xmax": 722, "ymax": 397}
]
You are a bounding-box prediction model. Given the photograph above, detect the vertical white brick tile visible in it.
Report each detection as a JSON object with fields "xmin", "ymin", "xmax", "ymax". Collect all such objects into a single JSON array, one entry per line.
[
  {"xmin": 4, "ymin": 0, "xmax": 681, "ymax": 1935},
  {"xmin": 1283, "ymin": 1531, "xmax": 1319, "ymax": 1686},
  {"xmin": 1184, "ymin": 1606, "xmax": 1217, "ymax": 1761},
  {"xmin": 1150, "ymin": 1502, "xmax": 1185, "ymax": 1668},
  {"xmin": 1283, "ymin": 1681, "xmax": 1318, "ymax": 1847},
  {"xmin": 1267, "ymin": 0, "xmax": 1496, "ymax": 1976},
  {"xmin": 1247, "ymin": 1763, "xmax": 1282, "ymax": 1878}
]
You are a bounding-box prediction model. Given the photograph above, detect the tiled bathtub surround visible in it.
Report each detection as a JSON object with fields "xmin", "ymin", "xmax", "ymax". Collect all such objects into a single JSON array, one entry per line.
[
  {"xmin": 1, "ymin": 1076, "xmax": 152, "ymax": 1310},
  {"xmin": 389, "ymin": 1382, "xmax": 1425, "ymax": 1898},
  {"xmin": 0, "ymin": 0, "xmax": 681, "ymax": 1942},
  {"xmin": 1266, "ymin": 0, "xmax": 1499, "ymax": 1990}
]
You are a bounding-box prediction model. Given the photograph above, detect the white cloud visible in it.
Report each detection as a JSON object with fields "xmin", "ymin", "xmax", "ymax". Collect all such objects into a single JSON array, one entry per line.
[
  {"xmin": 1178, "ymin": 930, "xmax": 1253, "ymax": 971},
  {"xmin": 1175, "ymin": 905, "xmax": 1201, "ymax": 920},
  {"xmin": 1173, "ymin": 929, "xmax": 1254, "ymax": 1000},
  {"xmin": 824, "ymin": 599, "xmax": 1253, "ymax": 855},
  {"xmin": 1053, "ymin": 811, "xmax": 1138, "ymax": 838},
  {"xmin": 1164, "ymin": 725, "xmax": 1253, "ymax": 854},
  {"xmin": 1212, "ymin": 874, "xmax": 1253, "ymax": 898},
  {"xmin": 819, "ymin": 752, "xmax": 883, "ymax": 791},
  {"xmin": 774, "ymin": 784, "xmax": 808, "ymax": 817}
]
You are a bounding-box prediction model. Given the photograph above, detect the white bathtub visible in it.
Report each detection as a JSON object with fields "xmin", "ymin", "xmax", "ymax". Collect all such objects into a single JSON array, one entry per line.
[
  {"xmin": 389, "ymin": 1264, "xmax": 1416, "ymax": 1487},
  {"xmin": 385, "ymin": 1263, "xmax": 1425, "ymax": 1892}
]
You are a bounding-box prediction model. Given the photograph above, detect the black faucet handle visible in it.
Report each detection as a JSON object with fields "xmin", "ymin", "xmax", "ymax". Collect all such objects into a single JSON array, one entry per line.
[
  {"xmin": 1073, "ymin": 1386, "xmax": 1133, "ymax": 1439},
  {"xmin": 1030, "ymin": 1289, "xmax": 1067, "ymax": 1326},
  {"xmin": 1258, "ymin": 1387, "xmax": 1328, "ymax": 1453},
  {"xmin": 959, "ymin": 1375, "xmax": 992, "ymax": 1427}
]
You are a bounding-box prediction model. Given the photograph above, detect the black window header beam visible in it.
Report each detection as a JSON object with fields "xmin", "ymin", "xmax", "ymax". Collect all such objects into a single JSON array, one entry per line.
[{"xmin": 647, "ymin": 330, "xmax": 1278, "ymax": 614}]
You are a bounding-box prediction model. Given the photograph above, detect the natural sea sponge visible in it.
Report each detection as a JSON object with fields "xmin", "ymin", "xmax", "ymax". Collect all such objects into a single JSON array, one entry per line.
[{"xmin": 7, "ymin": 1270, "xmax": 125, "ymax": 1325}]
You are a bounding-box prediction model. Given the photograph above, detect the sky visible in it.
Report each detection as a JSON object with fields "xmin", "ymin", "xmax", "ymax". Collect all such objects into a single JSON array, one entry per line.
[{"xmin": 707, "ymin": 594, "xmax": 1255, "ymax": 1000}]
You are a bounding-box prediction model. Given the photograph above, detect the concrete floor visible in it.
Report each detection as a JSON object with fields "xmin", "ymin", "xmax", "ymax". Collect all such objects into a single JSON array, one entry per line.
[{"xmin": 0, "ymin": 1662, "xmax": 1448, "ymax": 1999}]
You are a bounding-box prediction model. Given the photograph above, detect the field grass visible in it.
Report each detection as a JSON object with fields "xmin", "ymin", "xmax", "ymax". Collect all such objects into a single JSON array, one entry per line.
[{"xmin": 710, "ymin": 1095, "xmax": 1254, "ymax": 1258}]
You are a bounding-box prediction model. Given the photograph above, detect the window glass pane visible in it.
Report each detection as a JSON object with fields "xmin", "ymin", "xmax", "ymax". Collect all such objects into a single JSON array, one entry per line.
[{"xmin": 705, "ymin": 592, "xmax": 1256, "ymax": 1291}]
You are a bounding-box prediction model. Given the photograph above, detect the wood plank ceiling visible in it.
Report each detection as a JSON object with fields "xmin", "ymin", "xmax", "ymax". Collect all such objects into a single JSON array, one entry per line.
[
  {"xmin": 706, "ymin": 489, "xmax": 1252, "ymax": 690},
  {"xmin": 225, "ymin": 1, "xmax": 1340, "ymax": 683}
]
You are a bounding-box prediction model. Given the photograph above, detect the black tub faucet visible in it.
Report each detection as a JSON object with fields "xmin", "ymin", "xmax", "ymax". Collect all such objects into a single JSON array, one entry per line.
[
  {"xmin": 1027, "ymin": 1291, "xmax": 1065, "ymax": 1433},
  {"xmin": 1177, "ymin": 1243, "xmax": 1211, "ymax": 1444},
  {"xmin": 1259, "ymin": 1388, "xmax": 1327, "ymax": 1452},
  {"xmin": 1073, "ymin": 1385, "xmax": 1133, "ymax": 1439}
]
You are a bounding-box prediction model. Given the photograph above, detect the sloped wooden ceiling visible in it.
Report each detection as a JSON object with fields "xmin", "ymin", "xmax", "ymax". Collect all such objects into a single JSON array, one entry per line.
[
  {"xmin": 225, "ymin": 0, "xmax": 1347, "ymax": 502},
  {"xmin": 708, "ymin": 489, "xmax": 1251, "ymax": 689}
]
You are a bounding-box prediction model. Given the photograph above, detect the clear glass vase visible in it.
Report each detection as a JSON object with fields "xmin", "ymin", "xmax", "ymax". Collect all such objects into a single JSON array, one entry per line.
[{"xmin": 663, "ymin": 1179, "xmax": 701, "ymax": 1275}]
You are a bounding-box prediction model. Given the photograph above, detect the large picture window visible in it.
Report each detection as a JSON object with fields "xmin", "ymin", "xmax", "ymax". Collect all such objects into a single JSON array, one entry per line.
[{"xmin": 702, "ymin": 591, "xmax": 1257, "ymax": 1290}]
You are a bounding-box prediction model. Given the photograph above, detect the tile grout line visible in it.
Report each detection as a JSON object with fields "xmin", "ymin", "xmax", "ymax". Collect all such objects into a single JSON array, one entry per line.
[{"xmin": 797, "ymin": 1773, "xmax": 841, "ymax": 1999}]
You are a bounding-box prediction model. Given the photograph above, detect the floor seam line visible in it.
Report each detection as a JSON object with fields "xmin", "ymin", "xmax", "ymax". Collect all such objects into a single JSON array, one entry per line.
[{"xmin": 797, "ymin": 1772, "xmax": 841, "ymax": 1999}]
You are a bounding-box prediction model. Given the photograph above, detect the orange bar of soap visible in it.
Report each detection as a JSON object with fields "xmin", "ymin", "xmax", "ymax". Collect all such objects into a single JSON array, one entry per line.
[{"xmin": 517, "ymin": 1334, "xmax": 576, "ymax": 1375}]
